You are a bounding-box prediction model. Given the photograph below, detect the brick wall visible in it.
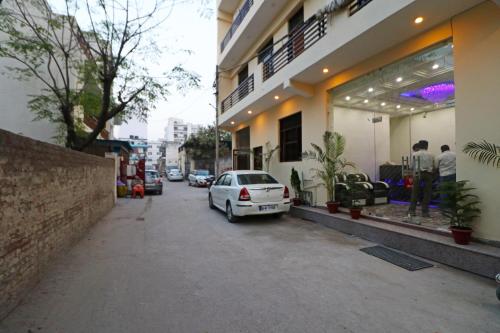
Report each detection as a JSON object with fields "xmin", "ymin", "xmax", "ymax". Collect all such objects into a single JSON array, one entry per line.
[{"xmin": 0, "ymin": 129, "xmax": 115, "ymax": 319}]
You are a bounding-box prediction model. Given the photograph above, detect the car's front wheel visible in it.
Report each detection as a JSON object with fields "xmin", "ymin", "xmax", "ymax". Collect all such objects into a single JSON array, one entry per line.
[
  {"xmin": 226, "ymin": 202, "xmax": 238, "ymax": 223},
  {"xmin": 208, "ymin": 194, "xmax": 215, "ymax": 209}
]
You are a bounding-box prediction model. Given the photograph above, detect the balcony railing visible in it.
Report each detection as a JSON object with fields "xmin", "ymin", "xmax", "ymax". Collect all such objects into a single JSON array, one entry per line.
[
  {"xmin": 220, "ymin": 0, "xmax": 254, "ymax": 53},
  {"xmin": 221, "ymin": 74, "xmax": 254, "ymax": 114},
  {"xmin": 348, "ymin": 0, "xmax": 373, "ymax": 16},
  {"xmin": 263, "ymin": 14, "xmax": 327, "ymax": 81}
]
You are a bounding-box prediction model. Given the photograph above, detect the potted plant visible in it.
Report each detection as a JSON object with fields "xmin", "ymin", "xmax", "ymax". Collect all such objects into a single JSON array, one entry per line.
[
  {"xmin": 349, "ymin": 200, "xmax": 363, "ymax": 220},
  {"xmin": 290, "ymin": 168, "xmax": 302, "ymax": 206},
  {"xmin": 306, "ymin": 131, "xmax": 354, "ymax": 214},
  {"xmin": 438, "ymin": 180, "xmax": 481, "ymax": 245}
]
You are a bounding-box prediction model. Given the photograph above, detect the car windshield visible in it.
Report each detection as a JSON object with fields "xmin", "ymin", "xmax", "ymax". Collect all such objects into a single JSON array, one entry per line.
[
  {"xmin": 170, "ymin": 169, "xmax": 180, "ymax": 174},
  {"xmin": 237, "ymin": 173, "xmax": 279, "ymax": 185},
  {"xmin": 145, "ymin": 171, "xmax": 158, "ymax": 182},
  {"xmin": 195, "ymin": 170, "xmax": 209, "ymax": 176}
]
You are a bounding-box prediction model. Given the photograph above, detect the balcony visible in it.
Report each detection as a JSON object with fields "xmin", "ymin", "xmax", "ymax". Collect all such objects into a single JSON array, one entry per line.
[
  {"xmin": 263, "ymin": 14, "xmax": 328, "ymax": 81},
  {"xmin": 220, "ymin": 0, "xmax": 254, "ymax": 53},
  {"xmin": 221, "ymin": 74, "xmax": 254, "ymax": 114}
]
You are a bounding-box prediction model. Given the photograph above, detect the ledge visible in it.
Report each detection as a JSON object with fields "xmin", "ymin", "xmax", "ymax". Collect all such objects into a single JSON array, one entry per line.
[{"xmin": 291, "ymin": 206, "xmax": 500, "ymax": 279}]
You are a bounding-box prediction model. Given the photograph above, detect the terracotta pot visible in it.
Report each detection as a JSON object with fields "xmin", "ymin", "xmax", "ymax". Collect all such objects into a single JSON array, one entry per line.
[
  {"xmin": 450, "ymin": 227, "xmax": 473, "ymax": 245},
  {"xmin": 350, "ymin": 208, "xmax": 362, "ymax": 220},
  {"xmin": 292, "ymin": 198, "xmax": 302, "ymax": 206},
  {"xmin": 326, "ymin": 201, "xmax": 340, "ymax": 214}
]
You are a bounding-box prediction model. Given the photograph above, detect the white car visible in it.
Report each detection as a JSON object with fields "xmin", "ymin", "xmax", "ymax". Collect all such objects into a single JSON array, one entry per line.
[
  {"xmin": 167, "ymin": 169, "xmax": 183, "ymax": 181},
  {"xmin": 208, "ymin": 170, "xmax": 291, "ymax": 222},
  {"xmin": 188, "ymin": 169, "xmax": 213, "ymax": 187}
]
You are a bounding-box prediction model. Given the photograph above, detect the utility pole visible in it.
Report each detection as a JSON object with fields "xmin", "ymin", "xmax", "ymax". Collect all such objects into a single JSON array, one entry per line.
[{"xmin": 214, "ymin": 65, "xmax": 220, "ymax": 176}]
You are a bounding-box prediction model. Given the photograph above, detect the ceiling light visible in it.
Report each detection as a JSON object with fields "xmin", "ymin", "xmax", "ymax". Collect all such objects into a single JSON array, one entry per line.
[
  {"xmin": 410, "ymin": 107, "xmax": 415, "ymax": 111},
  {"xmin": 396, "ymin": 77, "xmax": 403, "ymax": 82},
  {"xmin": 323, "ymin": 68, "xmax": 329, "ymax": 74},
  {"xmin": 230, "ymin": 121, "xmax": 235, "ymax": 125},
  {"xmin": 396, "ymin": 105, "xmax": 401, "ymax": 109},
  {"xmin": 381, "ymin": 102, "xmax": 386, "ymax": 106},
  {"xmin": 345, "ymin": 96, "xmax": 351, "ymax": 101},
  {"xmin": 368, "ymin": 87, "xmax": 374, "ymax": 92},
  {"xmin": 247, "ymin": 110, "xmax": 252, "ymax": 114},
  {"xmin": 432, "ymin": 64, "xmax": 439, "ymax": 70},
  {"xmin": 414, "ymin": 16, "xmax": 424, "ymax": 24},
  {"xmin": 364, "ymin": 99, "xmax": 369, "ymax": 104},
  {"xmin": 274, "ymin": 95, "xmax": 280, "ymax": 100}
]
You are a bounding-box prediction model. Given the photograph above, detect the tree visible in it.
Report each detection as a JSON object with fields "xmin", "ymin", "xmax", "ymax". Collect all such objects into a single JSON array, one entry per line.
[
  {"xmin": 0, "ymin": 0, "xmax": 203, "ymax": 150},
  {"xmin": 183, "ymin": 125, "xmax": 231, "ymax": 161}
]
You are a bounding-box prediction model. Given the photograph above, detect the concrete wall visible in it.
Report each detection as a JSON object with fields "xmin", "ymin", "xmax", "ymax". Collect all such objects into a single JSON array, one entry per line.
[
  {"xmin": 454, "ymin": 1, "xmax": 500, "ymax": 241},
  {"xmin": 0, "ymin": 129, "xmax": 115, "ymax": 319},
  {"xmin": 390, "ymin": 108, "xmax": 456, "ymax": 162}
]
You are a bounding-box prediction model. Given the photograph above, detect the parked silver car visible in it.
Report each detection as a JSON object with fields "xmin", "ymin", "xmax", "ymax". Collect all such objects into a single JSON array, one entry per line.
[
  {"xmin": 188, "ymin": 169, "xmax": 213, "ymax": 187},
  {"xmin": 167, "ymin": 169, "xmax": 184, "ymax": 181},
  {"xmin": 145, "ymin": 170, "xmax": 163, "ymax": 195}
]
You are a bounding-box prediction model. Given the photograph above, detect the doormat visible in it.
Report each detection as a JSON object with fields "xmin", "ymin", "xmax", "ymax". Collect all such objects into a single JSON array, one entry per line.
[{"xmin": 360, "ymin": 246, "xmax": 433, "ymax": 271}]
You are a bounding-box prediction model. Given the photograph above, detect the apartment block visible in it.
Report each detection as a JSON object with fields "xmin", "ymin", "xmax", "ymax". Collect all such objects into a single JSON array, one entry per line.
[{"xmin": 216, "ymin": 0, "xmax": 500, "ymax": 241}]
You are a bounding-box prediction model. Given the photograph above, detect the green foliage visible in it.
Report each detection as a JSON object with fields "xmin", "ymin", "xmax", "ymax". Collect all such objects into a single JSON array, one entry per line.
[
  {"xmin": 183, "ymin": 125, "xmax": 231, "ymax": 161},
  {"xmin": 437, "ymin": 180, "xmax": 481, "ymax": 229},
  {"xmin": 290, "ymin": 168, "xmax": 301, "ymax": 197},
  {"xmin": 463, "ymin": 140, "xmax": 500, "ymax": 168},
  {"xmin": 305, "ymin": 131, "xmax": 355, "ymax": 202}
]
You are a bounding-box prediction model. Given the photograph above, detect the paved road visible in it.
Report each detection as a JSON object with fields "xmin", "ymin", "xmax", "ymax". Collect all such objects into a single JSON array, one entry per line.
[{"xmin": 1, "ymin": 181, "xmax": 499, "ymax": 333}]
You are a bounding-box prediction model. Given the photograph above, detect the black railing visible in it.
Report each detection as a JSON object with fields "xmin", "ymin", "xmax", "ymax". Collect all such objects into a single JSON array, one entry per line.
[
  {"xmin": 263, "ymin": 14, "xmax": 327, "ymax": 81},
  {"xmin": 220, "ymin": 0, "xmax": 254, "ymax": 53},
  {"xmin": 348, "ymin": 0, "xmax": 373, "ymax": 16},
  {"xmin": 221, "ymin": 74, "xmax": 254, "ymax": 114}
]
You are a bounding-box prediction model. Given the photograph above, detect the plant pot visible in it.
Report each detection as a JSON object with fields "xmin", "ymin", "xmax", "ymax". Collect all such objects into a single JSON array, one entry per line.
[
  {"xmin": 292, "ymin": 198, "xmax": 302, "ymax": 206},
  {"xmin": 450, "ymin": 227, "xmax": 473, "ymax": 245},
  {"xmin": 350, "ymin": 208, "xmax": 362, "ymax": 220},
  {"xmin": 326, "ymin": 201, "xmax": 340, "ymax": 214}
]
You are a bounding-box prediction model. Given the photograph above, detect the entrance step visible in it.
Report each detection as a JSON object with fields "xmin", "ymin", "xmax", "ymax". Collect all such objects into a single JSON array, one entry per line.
[{"xmin": 291, "ymin": 206, "xmax": 500, "ymax": 279}]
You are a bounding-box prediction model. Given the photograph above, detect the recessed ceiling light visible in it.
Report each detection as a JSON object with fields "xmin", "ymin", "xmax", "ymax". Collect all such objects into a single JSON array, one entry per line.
[
  {"xmin": 414, "ymin": 16, "xmax": 424, "ymax": 24},
  {"xmin": 381, "ymin": 102, "xmax": 386, "ymax": 106},
  {"xmin": 364, "ymin": 99, "xmax": 369, "ymax": 104},
  {"xmin": 410, "ymin": 107, "xmax": 415, "ymax": 111},
  {"xmin": 230, "ymin": 121, "xmax": 235, "ymax": 125},
  {"xmin": 432, "ymin": 64, "xmax": 439, "ymax": 70},
  {"xmin": 396, "ymin": 77, "xmax": 403, "ymax": 82},
  {"xmin": 345, "ymin": 96, "xmax": 351, "ymax": 101},
  {"xmin": 247, "ymin": 110, "xmax": 252, "ymax": 114},
  {"xmin": 396, "ymin": 105, "xmax": 401, "ymax": 109},
  {"xmin": 323, "ymin": 68, "xmax": 329, "ymax": 74},
  {"xmin": 274, "ymin": 95, "xmax": 280, "ymax": 100},
  {"xmin": 368, "ymin": 87, "xmax": 374, "ymax": 92}
]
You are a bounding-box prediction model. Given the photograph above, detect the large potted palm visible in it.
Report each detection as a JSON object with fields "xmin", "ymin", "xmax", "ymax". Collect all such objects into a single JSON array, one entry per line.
[
  {"xmin": 438, "ymin": 180, "xmax": 481, "ymax": 245},
  {"xmin": 306, "ymin": 131, "xmax": 354, "ymax": 214}
]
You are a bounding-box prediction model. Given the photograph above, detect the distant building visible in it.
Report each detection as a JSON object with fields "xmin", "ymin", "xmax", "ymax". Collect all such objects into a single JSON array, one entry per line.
[{"xmin": 164, "ymin": 118, "xmax": 202, "ymax": 144}]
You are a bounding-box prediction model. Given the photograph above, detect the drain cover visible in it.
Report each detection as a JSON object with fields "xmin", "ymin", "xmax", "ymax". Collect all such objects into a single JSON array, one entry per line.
[{"xmin": 360, "ymin": 246, "xmax": 433, "ymax": 271}]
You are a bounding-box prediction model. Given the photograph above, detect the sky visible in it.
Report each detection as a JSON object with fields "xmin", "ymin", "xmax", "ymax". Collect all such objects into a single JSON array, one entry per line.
[{"xmin": 51, "ymin": 0, "xmax": 217, "ymax": 141}]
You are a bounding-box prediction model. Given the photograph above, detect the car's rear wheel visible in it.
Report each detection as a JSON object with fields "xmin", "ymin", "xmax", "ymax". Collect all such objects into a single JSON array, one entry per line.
[
  {"xmin": 208, "ymin": 194, "xmax": 215, "ymax": 209},
  {"xmin": 226, "ymin": 202, "xmax": 238, "ymax": 223}
]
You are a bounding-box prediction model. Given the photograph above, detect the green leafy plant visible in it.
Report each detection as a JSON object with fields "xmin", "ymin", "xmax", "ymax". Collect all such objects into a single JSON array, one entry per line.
[
  {"xmin": 463, "ymin": 140, "xmax": 500, "ymax": 168},
  {"xmin": 305, "ymin": 131, "xmax": 355, "ymax": 203},
  {"xmin": 290, "ymin": 168, "xmax": 302, "ymax": 198},
  {"xmin": 351, "ymin": 199, "xmax": 363, "ymax": 210},
  {"xmin": 437, "ymin": 180, "xmax": 481, "ymax": 229}
]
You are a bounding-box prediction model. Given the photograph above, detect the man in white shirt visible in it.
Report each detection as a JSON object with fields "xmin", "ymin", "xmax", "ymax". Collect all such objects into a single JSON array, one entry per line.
[
  {"xmin": 409, "ymin": 140, "xmax": 435, "ymax": 217},
  {"xmin": 436, "ymin": 145, "xmax": 456, "ymax": 183}
]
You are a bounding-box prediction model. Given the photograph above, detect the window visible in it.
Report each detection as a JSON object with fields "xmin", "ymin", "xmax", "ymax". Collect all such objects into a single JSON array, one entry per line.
[
  {"xmin": 215, "ymin": 174, "xmax": 226, "ymax": 186},
  {"xmin": 238, "ymin": 65, "xmax": 248, "ymax": 85},
  {"xmin": 237, "ymin": 174, "xmax": 279, "ymax": 185},
  {"xmin": 253, "ymin": 146, "xmax": 263, "ymax": 170},
  {"xmin": 223, "ymin": 175, "xmax": 232, "ymax": 186},
  {"xmin": 280, "ymin": 112, "xmax": 302, "ymax": 162},
  {"xmin": 258, "ymin": 39, "xmax": 274, "ymax": 64}
]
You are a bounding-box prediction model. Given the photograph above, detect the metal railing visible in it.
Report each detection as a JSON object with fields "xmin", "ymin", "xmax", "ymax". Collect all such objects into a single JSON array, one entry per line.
[
  {"xmin": 221, "ymin": 74, "xmax": 254, "ymax": 114},
  {"xmin": 220, "ymin": 0, "xmax": 254, "ymax": 53},
  {"xmin": 348, "ymin": 0, "xmax": 373, "ymax": 16},
  {"xmin": 262, "ymin": 14, "xmax": 327, "ymax": 81}
]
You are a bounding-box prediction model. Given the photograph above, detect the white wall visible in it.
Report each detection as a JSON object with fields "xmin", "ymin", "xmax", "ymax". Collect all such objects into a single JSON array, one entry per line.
[
  {"xmin": 390, "ymin": 108, "xmax": 456, "ymax": 162},
  {"xmin": 454, "ymin": 2, "xmax": 500, "ymax": 242},
  {"xmin": 332, "ymin": 107, "xmax": 390, "ymax": 180}
]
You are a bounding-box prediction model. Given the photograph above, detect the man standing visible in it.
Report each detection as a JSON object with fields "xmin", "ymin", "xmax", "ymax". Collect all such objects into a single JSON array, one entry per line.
[
  {"xmin": 409, "ymin": 140, "xmax": 434, "ymax": 218},
  {"xmin": 436, "ymin": 145, "xmax": 456, "ymax": 183}
]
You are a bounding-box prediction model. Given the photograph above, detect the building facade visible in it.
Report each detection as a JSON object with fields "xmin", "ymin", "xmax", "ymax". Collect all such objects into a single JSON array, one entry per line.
[
  {"xmin": 216, "ymin": 0, "xmax": 500, "ymax": 241},
  {"xmin": 164, "ymin": 117, "xmax": 202, "ymax": 144}
]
